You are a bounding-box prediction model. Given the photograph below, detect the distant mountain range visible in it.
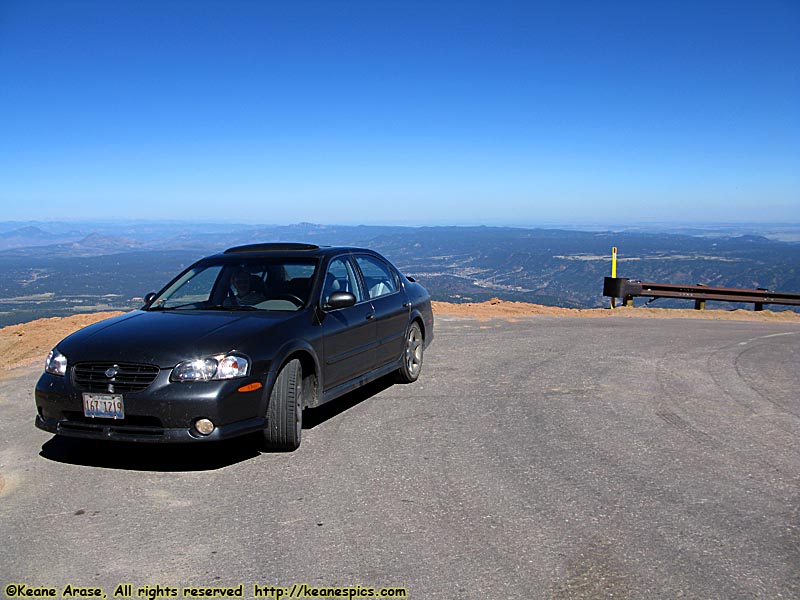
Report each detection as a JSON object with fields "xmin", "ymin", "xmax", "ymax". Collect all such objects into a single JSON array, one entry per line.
[{"xmin": 0, "ymin": 220, "xmax": 798, "ymax": 327}]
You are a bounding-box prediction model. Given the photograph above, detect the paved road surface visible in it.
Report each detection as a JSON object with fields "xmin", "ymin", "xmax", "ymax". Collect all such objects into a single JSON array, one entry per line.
[{"xmin": 2, "ymin": 316, "xmax": 799, "ymax": 599}]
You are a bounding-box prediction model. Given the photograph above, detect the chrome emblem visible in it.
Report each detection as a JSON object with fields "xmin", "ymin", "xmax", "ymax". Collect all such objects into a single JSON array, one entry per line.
[{"xmin": 105, "ymin": 365, "xmax": 119, "ymax": 379}]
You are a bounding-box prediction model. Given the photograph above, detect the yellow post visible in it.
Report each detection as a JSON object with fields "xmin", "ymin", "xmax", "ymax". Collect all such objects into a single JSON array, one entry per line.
[
  {"xmin": 610, "ymin": 247, "xmax": 618, "ymax": 309},
  {"xmin": 611, "ymin": 247, "xmax": 617, "ymax": 278}
]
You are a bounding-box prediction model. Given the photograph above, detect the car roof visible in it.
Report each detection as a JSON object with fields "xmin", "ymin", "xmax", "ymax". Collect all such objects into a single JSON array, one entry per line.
[{"xmin": 216, "ymin": 243, "xmax": 377, "ymax": 259}]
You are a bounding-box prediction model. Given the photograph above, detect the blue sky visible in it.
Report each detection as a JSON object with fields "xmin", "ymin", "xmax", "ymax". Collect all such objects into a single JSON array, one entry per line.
[{"xmin": 0, "ymin": 0, "xmax": 798, "ymax": 227}]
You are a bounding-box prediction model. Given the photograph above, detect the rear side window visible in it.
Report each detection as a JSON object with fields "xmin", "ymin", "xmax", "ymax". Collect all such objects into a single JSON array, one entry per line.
[{"xmin": 355, "ymin": 255, "xmax": 398, "ymax": 299}]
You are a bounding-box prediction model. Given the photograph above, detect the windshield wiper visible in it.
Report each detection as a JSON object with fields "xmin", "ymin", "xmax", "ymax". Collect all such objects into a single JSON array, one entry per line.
[
  {"xmin": 203, "ymin": 304, "xmax": 259, "ymax": 311},
  {"xmin": 148, "ymin": 302, "xmax": 203, "ymax": 311},
  {"xmin": 149, "ymin": 303, "xmax": 259, "ymax": 312}
]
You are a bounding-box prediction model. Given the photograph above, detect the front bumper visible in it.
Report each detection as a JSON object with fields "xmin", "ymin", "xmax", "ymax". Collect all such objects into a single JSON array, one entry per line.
[
  {"xmin": 35, "ymin": 369, "xmax": 273, "ymax": 443},
  {"xmin": 34, "ymin": 414, "xmax": 266, "ymax": 443}
]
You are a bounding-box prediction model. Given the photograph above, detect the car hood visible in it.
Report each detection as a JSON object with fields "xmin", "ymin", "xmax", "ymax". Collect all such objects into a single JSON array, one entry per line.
[{"xmin": 57, "ymin": 310, "xmax": 292, "ymax": 368}]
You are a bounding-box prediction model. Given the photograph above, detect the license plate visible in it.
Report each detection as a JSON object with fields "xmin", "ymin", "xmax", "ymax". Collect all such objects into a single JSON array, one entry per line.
[{"xmin": 82, "ymin": 393, "xmax": 125, "ymax": 419}]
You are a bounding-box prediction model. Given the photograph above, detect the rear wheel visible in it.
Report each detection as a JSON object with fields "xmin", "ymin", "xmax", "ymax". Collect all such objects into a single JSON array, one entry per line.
[
  {"xmin": 263, "ymin": 359, "xmax": 302, "ymax": 451},
  {"xmin": 397, "ymin": 322, "xmax": 423, "ymax": 383}
]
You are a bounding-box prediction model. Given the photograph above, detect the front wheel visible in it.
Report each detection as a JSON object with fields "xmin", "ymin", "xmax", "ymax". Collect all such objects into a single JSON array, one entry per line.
[
  {"xmin": 396, "ymin": 322, "xmax": 424, "ymax": 383},
  {"xmin": 263, "ymin": 359, "xmax": 302, "ymax": 451}
]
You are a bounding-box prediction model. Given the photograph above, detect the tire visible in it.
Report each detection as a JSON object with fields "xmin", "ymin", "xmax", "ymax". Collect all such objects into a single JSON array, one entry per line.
[
  {"xmin": 263, "ymin": 359, "xmax": 302, "ymax": 451},
  {"xmin": 396, "ymin": 322, "xmax": 424, "ymax": 383}
]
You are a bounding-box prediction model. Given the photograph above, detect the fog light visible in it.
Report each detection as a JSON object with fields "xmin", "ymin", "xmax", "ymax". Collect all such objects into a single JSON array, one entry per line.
[{"xmin": 195, "ymin": 418, "xmax": 215, "ymax": 436}]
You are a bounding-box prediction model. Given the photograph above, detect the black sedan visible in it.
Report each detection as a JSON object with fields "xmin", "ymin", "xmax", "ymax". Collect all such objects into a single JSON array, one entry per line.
[{"xmin": 35, "ymin": 243, "xmax": 434, "ymax": 450}]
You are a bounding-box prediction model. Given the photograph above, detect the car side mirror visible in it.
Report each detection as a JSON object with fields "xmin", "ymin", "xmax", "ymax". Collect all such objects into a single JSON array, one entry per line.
[
  {"xmin": 143, "ymin": 292, "xmax": 157, "ymax": 305},
  {"xmin": 326, "ymin": 291, "xmax": 357, "ymax": 310}
]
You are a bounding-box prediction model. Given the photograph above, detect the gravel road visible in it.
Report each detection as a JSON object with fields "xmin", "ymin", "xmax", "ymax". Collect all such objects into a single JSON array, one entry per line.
[{"xmin": 2, "ymin": 316, "xmax": 799, "ymax": 599}]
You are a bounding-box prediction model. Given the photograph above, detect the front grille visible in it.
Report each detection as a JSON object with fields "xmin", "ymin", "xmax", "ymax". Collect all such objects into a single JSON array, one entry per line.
[
  {"xmin": 73, "ymin": 362, "xmax": 160, "ymax": 393},
  {"xmin": 63, "ymin": 411, "xmax": 163, "ymax": 428},
  {"xmin": 58, "ymin": 420, "xmax": 166, "ymax": 438}
]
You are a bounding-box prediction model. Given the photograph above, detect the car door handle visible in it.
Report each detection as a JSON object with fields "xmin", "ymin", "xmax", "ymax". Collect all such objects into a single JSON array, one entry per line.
[{"xmin": 366, "ymin": 313, "xmax": 375, "ymax": 321}]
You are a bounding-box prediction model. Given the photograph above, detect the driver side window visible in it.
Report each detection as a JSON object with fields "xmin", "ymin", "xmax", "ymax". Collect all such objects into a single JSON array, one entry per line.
[{"xmin": 323, "ymin": 257, "xmax": 363, "ymax": 305}]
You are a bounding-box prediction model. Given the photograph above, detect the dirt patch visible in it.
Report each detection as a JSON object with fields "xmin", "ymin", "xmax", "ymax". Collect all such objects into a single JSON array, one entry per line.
[
  {"xmin": 0, "ymin": 312, "xmax": 124, "ymax": 380},
  {"xmin": 432, "ymin": 298, "xmax": 800, "ymax": 323}
]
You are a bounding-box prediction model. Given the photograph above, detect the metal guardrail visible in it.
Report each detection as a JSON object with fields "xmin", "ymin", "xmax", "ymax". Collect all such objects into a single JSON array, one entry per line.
[{"xmin": 603, "ymin": 277, "xmax": 800, "ymax": 311}]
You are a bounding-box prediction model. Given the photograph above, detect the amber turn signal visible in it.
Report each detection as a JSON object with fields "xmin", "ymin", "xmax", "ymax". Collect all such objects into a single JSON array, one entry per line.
[{"xmin": 237, "ymin": 381, "xmax": 263, "ymax": 393}]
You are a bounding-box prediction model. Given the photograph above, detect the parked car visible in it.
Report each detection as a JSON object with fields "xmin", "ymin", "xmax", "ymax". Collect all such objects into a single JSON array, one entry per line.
[{"xmin": 35, "ymin": 243, "xmax": 433, "ymax": 450}]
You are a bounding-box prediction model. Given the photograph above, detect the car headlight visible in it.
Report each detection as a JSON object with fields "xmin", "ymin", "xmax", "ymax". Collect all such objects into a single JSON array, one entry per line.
[
  {"xmin": 170, "ymin": 354, "xmax": 249, "ymax": 382},
  {"xmin": 45, "ymin": 349, "xmax": 68, "ymax": 376}
]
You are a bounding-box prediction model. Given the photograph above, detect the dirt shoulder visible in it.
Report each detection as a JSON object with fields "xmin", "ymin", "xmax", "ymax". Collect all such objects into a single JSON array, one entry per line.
[
  {"xmin": 432, "ymin": 298, "xmax": 800, "ymax": 322},
  {"xmin": 2, "ymin": 300, "xmax": 798, "ymax": 381},
  {"xmin": 0, "ymin": 312, "xmax": 125, "ymax": 380}
]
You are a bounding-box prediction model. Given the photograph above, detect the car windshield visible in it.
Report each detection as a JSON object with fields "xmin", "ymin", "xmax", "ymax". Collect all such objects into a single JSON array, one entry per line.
[{"xmin": 147, "ymin": 258, "xmax": 318, "ymax": 312}]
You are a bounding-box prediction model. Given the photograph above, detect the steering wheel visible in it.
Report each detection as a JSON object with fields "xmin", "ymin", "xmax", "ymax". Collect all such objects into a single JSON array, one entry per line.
[{"xmin": 273, "ymin": 293, "xmax": 304, "ymax": 307}]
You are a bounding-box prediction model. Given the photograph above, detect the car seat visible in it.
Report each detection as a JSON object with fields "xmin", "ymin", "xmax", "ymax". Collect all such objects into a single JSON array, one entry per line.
[
  {"xmin": 369, "ymin": 281, "xmax": 393, "ymax": 298},
  {"xmin": 249, "ymin": 274, "xmax": 268, "ymax": 296}
]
